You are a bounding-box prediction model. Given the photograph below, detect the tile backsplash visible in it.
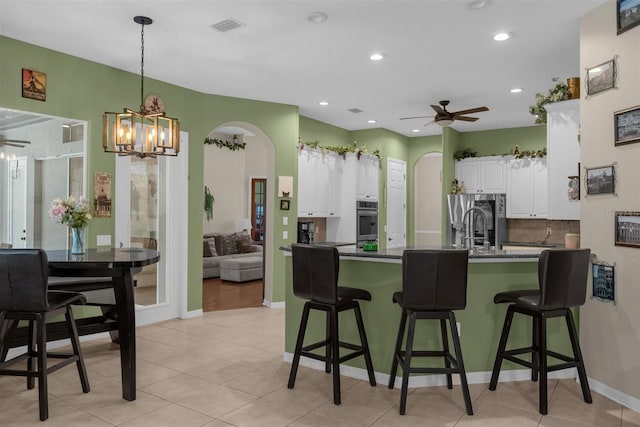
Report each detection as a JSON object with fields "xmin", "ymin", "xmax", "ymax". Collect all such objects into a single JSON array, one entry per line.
[{"xmin": 507, "ymin": 219, "xmax": 580, "ymax": 245}]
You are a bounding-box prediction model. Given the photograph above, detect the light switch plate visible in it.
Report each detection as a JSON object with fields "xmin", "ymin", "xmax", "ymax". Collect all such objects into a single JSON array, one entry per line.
[
  {"xmin": 283, "ymin": 216, "xmax": 288, "ymax": 225},
  {"xmin": 283, "ymin": 230, "xmax": 288, "ymax": 239},
  {"xmin": 97, "ymin": 234, "xmax": 111, "ymax": 246}
]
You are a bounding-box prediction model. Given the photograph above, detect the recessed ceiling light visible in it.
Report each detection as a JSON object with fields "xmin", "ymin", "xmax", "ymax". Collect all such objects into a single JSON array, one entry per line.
[
  {"xmin": 494, "ymin": 32, "xmax": 510, "ymax": 41},
  {"xmin": 307, "ymin": 12, "xmax": 328, "ymax": 23},
  {"xmin": 510, "ymin": 88, "xmax": 523, "ymax": 93},
  {"xmin": 318, "ymin": 101, "xmax": 329, "ymax": 106},
  {"xmin": 367, "ymin": 119, "xmax": 377, "ymax": 124},
  {"xmin": 369, "ymin": 53, "xmax": 386, "ymax": 61},
  {"xmin": 412, "ymin": 129, "xmax": 420, "ymax": 133},
  {"xmin": 468, "ymin": 0, "xmax": 491, "ymax": 9}
]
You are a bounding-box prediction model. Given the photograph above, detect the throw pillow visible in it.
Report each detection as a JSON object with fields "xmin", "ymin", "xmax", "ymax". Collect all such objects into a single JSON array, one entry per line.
[
  {"xmin": 237, "ymin": 236, "xmax": 253, "ymax": 253},
  {"xmin": 206, "ymin": 237, "xmax": 218, "ymax": 257},
  {"xmin": 220, "ymin": 233, "xmax": 239, "ymax": 255},
  {"xmin": 203, "ymin": 240, "xmax": 212, "ymax": 257}
]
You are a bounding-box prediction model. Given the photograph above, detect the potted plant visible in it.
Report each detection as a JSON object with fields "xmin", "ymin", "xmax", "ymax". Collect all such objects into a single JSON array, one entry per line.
[{"xmin": 528, "ymin": 77, "xmax": 571, "ymax": 125}]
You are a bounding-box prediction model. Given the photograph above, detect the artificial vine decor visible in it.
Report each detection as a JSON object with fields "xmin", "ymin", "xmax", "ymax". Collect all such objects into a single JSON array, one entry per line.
[
  {"xmin": 204, "ymin": 186, "xmax": 215, "ymax": 221},
  {"xmin": 204, "ymin": 136, "xmax": 247, "ymax": 151},
  {"xmin": 298, "ymin": 140, "xmax": 380, "ymax": 159}
]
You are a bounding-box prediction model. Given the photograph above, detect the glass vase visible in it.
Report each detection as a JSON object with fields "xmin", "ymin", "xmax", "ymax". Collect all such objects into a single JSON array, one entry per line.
[{"xmin": 70, "ymin": 227, "xmax": 86, "ymax": 255}]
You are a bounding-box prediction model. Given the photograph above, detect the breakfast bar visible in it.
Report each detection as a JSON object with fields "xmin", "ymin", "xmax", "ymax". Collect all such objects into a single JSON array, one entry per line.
[{"xmin": 282, "ymin": 246, "xmax": 577, "ymax": 384}]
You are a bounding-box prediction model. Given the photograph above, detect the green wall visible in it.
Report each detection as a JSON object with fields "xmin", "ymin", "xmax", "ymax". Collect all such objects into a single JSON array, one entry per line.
[
  {"xmin": 459, "ymin": 125, "xmax": 546, "ymax": 157},
  {"xmin": 0, "ymin": 35, "xmax": 297, "ymax": 310}
]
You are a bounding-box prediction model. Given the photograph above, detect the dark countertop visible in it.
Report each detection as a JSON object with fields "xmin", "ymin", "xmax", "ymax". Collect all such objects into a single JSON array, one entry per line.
[
  {"xmin": 501, "ymin": 241, "xmax": 562, "ymax": 248},
  {"xmin": 281, "ymin": 244, "xmax": 541, "ymax": 262}
]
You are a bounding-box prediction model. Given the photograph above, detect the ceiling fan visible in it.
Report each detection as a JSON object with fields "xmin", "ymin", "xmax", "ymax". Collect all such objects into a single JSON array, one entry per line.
[
  {"xmin": 400, "ymin": 100, "xmax": 489, "ymax": 127},
  {"xmin": 0, "ymin": 135, "xmax": 31, "ymax": 147}
]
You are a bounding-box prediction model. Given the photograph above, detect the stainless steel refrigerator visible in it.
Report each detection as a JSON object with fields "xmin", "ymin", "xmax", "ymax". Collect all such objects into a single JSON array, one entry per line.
[{"xmin": 446, "ymin": 193, "xmax": 506, "ymax": 249}]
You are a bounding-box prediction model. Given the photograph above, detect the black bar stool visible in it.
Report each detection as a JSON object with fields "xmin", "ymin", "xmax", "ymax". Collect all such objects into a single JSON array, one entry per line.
[
  {"xmin": 0, "ymin": 249, "xmax": 90, "ymax": 421},
  {"xmin": 489, "ymin": 248, "xmax": 592, "ymax": 415},
  {"xmin": 287, "ymin": 244, "xmax": 376, "ymax": 405},
  {"xmin": 388, "ymin": 249, "xmax": 473, "ymax": 415}
]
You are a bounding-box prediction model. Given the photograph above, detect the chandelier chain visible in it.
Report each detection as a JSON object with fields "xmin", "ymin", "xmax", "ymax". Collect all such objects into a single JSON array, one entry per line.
[{"xmin": 140, "ymin": 22, "xmax": 145, "ymax": 109}]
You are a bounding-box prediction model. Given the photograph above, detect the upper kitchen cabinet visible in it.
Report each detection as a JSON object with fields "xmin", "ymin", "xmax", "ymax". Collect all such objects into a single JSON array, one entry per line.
[
  {"xmin": 455, "ymin": 156, "xmax": 507, "ymax": 193},
  {"xmin": 506, "ymin": 157, "xmax": 548, "ymax": 218},
  {"xmin": 545, "ymin": 100, "xmax": 580, "ymax": 220},
  {"xmin": 355, "ymin": 153, "xmax": 380, "ymax": 200},
  {"xmin": 297, "ymin": 148, "xmax": 342, "ymax": 217}
]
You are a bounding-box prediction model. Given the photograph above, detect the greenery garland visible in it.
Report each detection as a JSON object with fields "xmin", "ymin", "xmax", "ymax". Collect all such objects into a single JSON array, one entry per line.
[
  {"xmin": 528, "ymin": 77, "xmax": 570, "ymax": 125},
  {"xmin": 298, "ymin": 140, "xmax": 380, "ymax": 159},
  {"xmin": 204, "ymin": 136, "xmax": 247, "ymax": 151}
]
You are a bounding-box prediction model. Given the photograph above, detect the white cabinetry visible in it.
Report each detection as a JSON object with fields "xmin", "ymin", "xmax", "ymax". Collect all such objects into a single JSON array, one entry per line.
[
  {"xmin": 506, "ymin": 158, "xmax": 548, "ymax": 218},
  {"xmin": 545, "ymin": 100, "xmax": 580, "ymax": 220},
  {"xmin": 356, "ymin": 154, "xmax": 380, "ymax": 200},
  {"xmin": 297, "ymin": 148, "xmax": 342, "ymax": 217},
  {"xmin": 455, "ymin": 157, "xmax": 506, "ymax": 193}
]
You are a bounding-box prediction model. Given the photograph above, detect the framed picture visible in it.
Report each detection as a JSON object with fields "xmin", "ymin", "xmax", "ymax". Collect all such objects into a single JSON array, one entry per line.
[
  {"xmin": 617, "ymin": 0, "xmax": 640, "ymax": 35},
  {"xmin": 21, "ymin": 68, "xmax": 46, "ymax": 101},
  {"xmin": 615, "ymin": 211, "xmax": 640, "ymax": 247},
  {"xmin": 592, "ymin": 262, "xmax": 615, "ymax": 303},
  {"xmin": 280, "ymin": 199, "xmax": 290, "ymax": 211},
  {"xmin": 586, "ymin": 59, "xmax": 616, "ymax": 96},
  {"xmin": 585, "ymin": 165, "xmax": 615, "ymax": 195},
  {"xmin": 93, "ymin": 172, "xmax": 112, "ymax": 217},
  {"xmin": 614, "ymin": 106, "xmax": 640, "ymax": 146}
]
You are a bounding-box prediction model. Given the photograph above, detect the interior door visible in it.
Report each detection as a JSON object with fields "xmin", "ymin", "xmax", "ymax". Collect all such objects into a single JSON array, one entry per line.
[
  {"xmin": 115, "ymin": 132, "xmax": 189, "ymax": 325},
  {"xmin": 8, "ymin": 157, "xmax": 27, "ymax": 248},
  {"xmin": 386, "ymin": 157, "xmax": 406, "ymax": 248}
]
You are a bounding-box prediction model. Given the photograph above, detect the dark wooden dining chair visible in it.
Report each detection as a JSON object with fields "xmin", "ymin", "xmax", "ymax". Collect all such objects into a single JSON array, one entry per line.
[{"xmin": 0, "ymin": 249, "xmax": 90, "ymax": 421}]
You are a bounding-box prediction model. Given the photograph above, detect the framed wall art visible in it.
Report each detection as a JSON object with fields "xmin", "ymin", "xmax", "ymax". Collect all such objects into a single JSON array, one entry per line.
[
  {"xmin": 615, "ymin": 211, "xmax": 640, "ymax": 247},
  {"xmin": 93, "ymin": 172, "xmax": 112, "ymax": 217},
  {"xmin": 614, "ymin": 106, "xmax": 640, "ymax": 146},
  {"xmin": 585, "ymin": 165, "xmax": 615, "ymax": 195},
  {"xmin": 591, "ymin": 261, "xmax": 615, "ymax": 303},
  {"xmin": 617, "ymin": 0, "xmax": 640, "ymax": 35},
  {"xmin": 280, "ymin": 199, "xmax": 290, "ymax": 211},
  {"xmin": 21, "ymin": 68, "xmax": 46, "ymax": 101},
  {"xmin": 585, "ymin": 59, "xmax": 616, "ymax": 96}
]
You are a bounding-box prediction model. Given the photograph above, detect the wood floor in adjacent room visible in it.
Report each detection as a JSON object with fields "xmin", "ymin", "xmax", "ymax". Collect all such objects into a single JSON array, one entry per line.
[{"xmin": 202, "ymin": 277, "xmax": 264, "ymax": 311}]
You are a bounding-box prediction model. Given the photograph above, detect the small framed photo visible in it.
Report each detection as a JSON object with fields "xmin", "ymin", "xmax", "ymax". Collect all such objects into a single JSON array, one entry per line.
[
  {"xmin": 280, "ymin": 199, "xmax": 290, "ymax": 211},
  {"xmin": 615, "ymin": 211, "xmax": 640, "ymax": 247},
  {"xmin": 586, "ymin": 59, "xmax": 616, "ymax": 96},
  {"xmin": 614, "ymin": 106, "xmax": 640, "ymax": 146},
  {"xmin": 617, "ymin": 0, "xmax": 640, "ymax": 35},
  {"xmin": 21, "ymin": 68, "xmax": 46, "ymax": 101},
  {"xmin": 592, "ymin": 262, "xmax": 615, "ymax": 303},
  {"xmin": 585, "ymin": 165, "xmax": 615, "ymax": 195}
]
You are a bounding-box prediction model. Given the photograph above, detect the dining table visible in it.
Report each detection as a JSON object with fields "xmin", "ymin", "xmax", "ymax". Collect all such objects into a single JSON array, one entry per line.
[{"xmin": 0, "ymin": 248, "xmax": 160, "ymax": 402}]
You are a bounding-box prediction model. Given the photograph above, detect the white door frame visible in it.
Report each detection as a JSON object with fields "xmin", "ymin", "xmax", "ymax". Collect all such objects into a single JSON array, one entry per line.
[{"xmin": 115, "ymin": 132, "xmax": 189, "ymax": 325}]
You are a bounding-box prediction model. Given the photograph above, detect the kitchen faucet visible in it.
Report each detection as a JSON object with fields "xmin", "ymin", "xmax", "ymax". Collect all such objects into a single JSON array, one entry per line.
[{"xmin": 461, "ymin": 207, "xmax": 490, "ymax": 249}]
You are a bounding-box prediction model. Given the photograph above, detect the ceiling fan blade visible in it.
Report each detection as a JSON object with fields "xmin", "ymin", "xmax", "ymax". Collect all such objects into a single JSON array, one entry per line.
[
  {"xmin": 0, "ymin": 137, "xmax": 31, "ymax": 144},
  {"xmin": 0, "ymin": 142, "xmax": 26, "ymax": 147},
  {"xmin": 452, "ymin": 106, "xmax": 489, "ymax": 116},
  {"xmin": 423, "ymin": 119, "xmax": 436, "ymax": 127},
  {"xmin": 430, "ymin": 104, "xmax": 446, "ymax": 115},
  {"xmin": 455, "ymin": 116, "xmax": 480, "ymax": 122},
  {"xmin": 399, "ymin": 115, "xmax": 432, "ymax": 120}
]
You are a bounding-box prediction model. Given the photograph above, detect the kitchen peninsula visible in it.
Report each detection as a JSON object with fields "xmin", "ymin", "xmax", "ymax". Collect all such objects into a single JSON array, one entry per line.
[{"xmin": 282, "ymin": 245, "xmax": 577, "ymax": 385}]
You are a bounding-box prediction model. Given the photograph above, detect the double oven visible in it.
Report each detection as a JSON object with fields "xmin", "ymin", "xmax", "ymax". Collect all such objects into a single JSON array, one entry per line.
[{"xmin": 356, "ymin": 200, "xmax": 378, "ymax": 247}]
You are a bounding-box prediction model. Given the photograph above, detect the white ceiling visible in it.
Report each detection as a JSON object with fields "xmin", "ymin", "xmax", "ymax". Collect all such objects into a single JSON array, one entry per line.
[{"xmin": 0, "ymin": 0, "xmax": 606, "ymax": 137}]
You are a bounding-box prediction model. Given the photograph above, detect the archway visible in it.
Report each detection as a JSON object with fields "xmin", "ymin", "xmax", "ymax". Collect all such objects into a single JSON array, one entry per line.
[{"xmin": 202, "ymin": 121, "xmax": 276, "ymax": 309}]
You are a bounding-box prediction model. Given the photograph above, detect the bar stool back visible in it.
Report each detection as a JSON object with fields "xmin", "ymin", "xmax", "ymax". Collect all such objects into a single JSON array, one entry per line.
[
  {"xmin": 489, "ymin": 248, "xmax": 592, "ymax": 415},
  {"xmin": 0, "ymin": 249, "xmax": 90, "ymax": 421},
  {"xmin": 388, "ymin": 249, "xmax": 473, "ymax": 415},
  {"xmin": 287, "ymin": 244, "xmax": 376, "ymax": 405}
]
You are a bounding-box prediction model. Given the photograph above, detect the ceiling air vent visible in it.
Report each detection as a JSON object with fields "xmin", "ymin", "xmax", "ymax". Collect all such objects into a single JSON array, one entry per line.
[
  {"xmin": 348, "ymin": 108, "xmax": 363, "ymax": 113},
  {"xmin": 211, "ymin": 18, "xmax": 244, "ymax": 33}
]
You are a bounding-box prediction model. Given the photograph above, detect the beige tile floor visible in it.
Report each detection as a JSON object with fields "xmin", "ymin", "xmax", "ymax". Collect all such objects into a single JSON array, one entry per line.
[{"xmin": 1, "ymin": 306, "xmax": 639, "ymax": 426}]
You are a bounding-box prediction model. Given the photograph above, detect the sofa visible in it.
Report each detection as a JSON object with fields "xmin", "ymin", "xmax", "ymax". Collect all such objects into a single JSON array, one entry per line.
[{"xmin": 203, "ymin": 232, "xmax": 263, "ymax": 281}]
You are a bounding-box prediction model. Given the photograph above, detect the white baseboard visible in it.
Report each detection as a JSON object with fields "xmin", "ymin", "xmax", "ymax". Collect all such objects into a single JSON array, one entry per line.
[
  {"xmin": 263, "ymin": 299, "xmax": 285, "ymax": 309},
  {"xmin": 181, "ymin": 309, "xmax": 203, "ymax": 319},
  {"xmin": 588, "ymin": 377, "xmax": 640, "ymax": 412},
  {"xmin": 283, "ymin": 352, "xmax": 575, "ymax": 389}
]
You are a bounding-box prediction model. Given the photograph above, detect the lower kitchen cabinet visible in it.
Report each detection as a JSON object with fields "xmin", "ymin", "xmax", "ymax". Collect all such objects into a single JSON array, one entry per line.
[{"xmin": 506, "ymin": 158, "xmax": 548, "ymax": 218}]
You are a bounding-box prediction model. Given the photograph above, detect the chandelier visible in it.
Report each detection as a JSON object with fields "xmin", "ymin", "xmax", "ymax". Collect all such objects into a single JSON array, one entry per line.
[{"xmin": 103, "ymin": 16, "xmax": 180, "ymax": 158}]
